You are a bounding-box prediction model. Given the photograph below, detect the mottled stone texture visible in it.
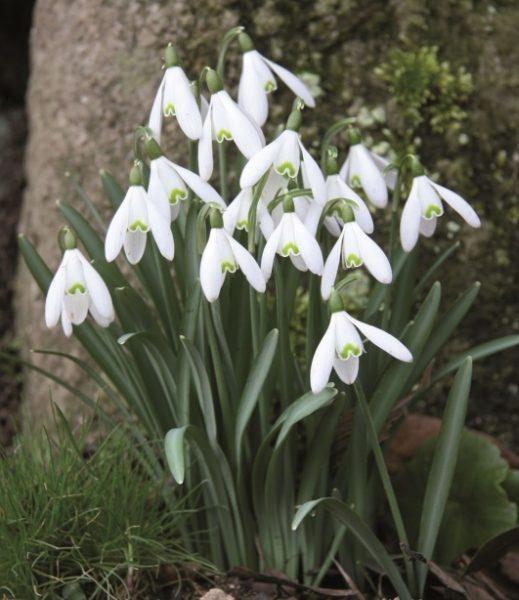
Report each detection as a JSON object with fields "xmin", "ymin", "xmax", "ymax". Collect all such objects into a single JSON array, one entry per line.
[{"xmin": 18, "ymin": 0, "xmax": 519, "ymax": 429}]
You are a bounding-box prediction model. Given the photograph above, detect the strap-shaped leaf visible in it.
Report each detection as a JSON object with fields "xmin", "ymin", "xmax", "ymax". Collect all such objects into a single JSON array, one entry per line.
[{"xmin": 100, "ymin": 169, "xmax": 124, "ymax": 210}]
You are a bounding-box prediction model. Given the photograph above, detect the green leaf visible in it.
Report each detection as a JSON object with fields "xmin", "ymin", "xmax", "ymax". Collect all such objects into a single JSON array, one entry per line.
[
  {"xmin": 465, "ymin": 525, "xmax": 519, "ymax": 574},
  {"xmin": 292, "ymin": 498, "xmax": 412, "ymax": 600},
  {"xmin": 100, "ymin": 169, "xmax": 124, "ymax": 210},
  {"xmin": 414, "ymin": 241, "xmax": 460, "ymax": 295},
  {"xmin": 164, "ymin": 426, "xmax": 189, "ymax": 484},
  {"xmin": 18, "ymin": 234, "xmax": 52, "ymax": 292}
]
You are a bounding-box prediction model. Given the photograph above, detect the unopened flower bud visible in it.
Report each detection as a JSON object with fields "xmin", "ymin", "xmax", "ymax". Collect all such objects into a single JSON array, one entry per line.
[
  {"xmin": 328, "ymin": 288, "xmax": 344, "ymax": 314},
  {"xmin": 346, "ymin": 127, "xmax": 361, "ymax": 146},
  {"xmin": 206, "ymin": 68, "xmax": 224, "ymax": 94},
  {"xmin": 286, "ymin": 109, "xmax": 302, "ymax": 132},
  {"xmin": 209, "ymin": 208, "xmax": 224, "ymax": 229},
  {"xmin": 129, "ymin": 162, "xmax": 143, "ymax": 186},
  {"xmin": 164, "ymin": 44, "xmax": 180, "ymax": 68},
  {"xmin": 238, "ymin": 32, "xmax": 254, "ymax": 53},
  {"xmin": 145, "ymin": 137, "xmax": 162, "ymax": 161},
  {"xmin": 58, "ymin": 226, "xmax": 77, "ymax": 252}
]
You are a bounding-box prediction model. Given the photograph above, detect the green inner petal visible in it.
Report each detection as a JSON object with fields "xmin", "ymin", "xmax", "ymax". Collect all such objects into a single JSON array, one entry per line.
[
  {"xmin": 221, "ymin": 261, "xmax": 237, "ymax": 274},
  {"xmin": 216, "ymin": 129, "xmax": 232, "ymax": 142},
  {"xmin": 237, "ymin": 219, "xmax": 249, "ymax": 231},
  {"xmin": 345, "ymin": 253, "xmax": 362, "ymax": 268},
  {"xmin": 169, "ymin": 188, "xmax": 188, "ymax": 205},
  {"xmin": 340, "ymin": 343, "xmax": 361, "ymax": 359},
  {"xmin": 424, "ymin": 204, "xmax": 443, "ymax": 219},
  {"xmin": 163, "ymin": 102, "xmax": 176, "ymax": 116},
  {"xmin": 129, "ymin": 220, "xmax": 148, "ymax": 232},
  {"xmin": 275, "ymin": 162, "xmax": 297, "ymax": 178},
  {"xmin": 350, "ymin": 174, "xmax": 362, "ymax": 189},
  {"xmin": 67, "ymin": 282, "xmax": 86, "ymax": 295},
  {"xmin": 264, "ymin": 80, "xmax": 277, "ymax": 93},
  {"xmin": 281, "ymin": 242, "xmax": 299, "ymax": 257}
]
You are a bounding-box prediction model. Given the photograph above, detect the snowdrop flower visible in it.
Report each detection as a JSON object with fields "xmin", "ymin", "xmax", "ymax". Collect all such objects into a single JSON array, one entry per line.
[
  {"xmin": 339, "ymin": 129, "xmax": 396, "ymax": 209},
  {"xmin": 145, "ymin": 137, "xmax": 225, "ymax": 222},
  {"xmin": 400, "ymin": 164, "xmax": 481, "ymax": 252},
  {"xmin": 200, "ymin": 210, "xmax": 266, "ymax": 302},
  {"xmin": 237, "ymin": 32, "xmax": 315, "ymax": 127},
  {"xmin": 45, "ymin": 231, "xmax": 114, "ymax": 337},
  {"xmin": 105, "ymin": 163, "xmax": 174, "ymax": 265},
  {"xmin": 310, "ymin": 289, "xmax": 412, "ymax": 392},
  {"xmin": 261, "ymin": 195, "xmax": 323, "ymax": 279},
  {"xmin": 240, "ymin": 109, "xmax": 326, "ymax": 205},
  {"xmin": 321, "ymin": 209, "xmax": 392, "ymax": 300},
  {"xmin": 198, "ymin": 69, "xmax": 265, "ymax": 181},
  {"xmin": 223, "ymin": 187, "xmax": 274, "ymax": 240},
  {"xmin": 148, "ymin": 45, "xmax": 203, "ymax": 143}
]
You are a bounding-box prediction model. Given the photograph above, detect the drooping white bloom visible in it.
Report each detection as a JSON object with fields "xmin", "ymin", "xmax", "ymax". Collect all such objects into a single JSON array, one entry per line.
[
  {"xmin": 238, "ymin": 43, "xmax": 315, "ymax": 127},
  {"xmin": 149, "ymin": 64, "xmax": 203, "ymax": 143},
  {"xmin": 339, "ymin": 144, "xmax": 396, "ymax": 209},
  {"xmin": 45, "ymin": 248, "xmax": 114, "ymax": 337},
  {"xmin": 400, "ymin": 174, "xmax": 481, "ymax": 252},
  {"xmin": 105, "ymin": 184, "xmax": 174, "ymax": 265},
  {"xmin": 240, "ymin": 129, "xmax": 326, "ymax": 205},
  {"xmin": 321, "ymin": 222, "xmax": 392, "ymax": 299},
  {"xmin": 261, "ymin": 209, "xmax": 323, "ymax": 279},
  {"xmin": 310, "ymin": 309, "xmax": 412, "ymax": 392},
  {"xmin": 223, "ymin": 187, "xmax": 274, "ymax": 240},
  {"xmin": 324, "ymin": 174, "xmax": 374, "ymax": 234},
  {"xmin": 198, "ymin": 82, "xmax": 265, "ymax": 180},
  {"xmin": 200, "ymin": 226, "xmax": 266, "ymax": 302},
  {"xmin": 148, "ymin": 155, "xmax": 225, "ymax": 222}
]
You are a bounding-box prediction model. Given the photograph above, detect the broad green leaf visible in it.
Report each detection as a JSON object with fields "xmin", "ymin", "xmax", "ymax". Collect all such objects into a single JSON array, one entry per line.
[
  {"xmin": 363, "ymin": 249, "xmax": 407, "ymax": 319},
  {"xmin": 100, "ymin": 169, "xmax": 124, "ymax": 209},
  {"xmin": 414, "ymin": 241, "xmax": 460, "ymax": 295},
  {"xmin": 18, "ymin": 234, "xmax": 52, "ymax": 292},
  {"xmin": 164, "ymin": 427, "xmax": 189, "ymax": 484}
]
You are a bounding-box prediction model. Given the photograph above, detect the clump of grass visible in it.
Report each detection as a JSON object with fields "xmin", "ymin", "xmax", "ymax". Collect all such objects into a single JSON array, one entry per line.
[{"xmin": 0, "ymin": 408, "xmax": 198, "ymax": 599}]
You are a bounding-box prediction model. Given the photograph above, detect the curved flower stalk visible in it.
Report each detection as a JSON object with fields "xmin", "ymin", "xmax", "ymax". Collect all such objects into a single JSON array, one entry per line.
[
  {"xmin": 321, "ymin": 212, "xmax": 392, "ymax": 300},
  {"xmin": 261, "ymin": 195, "xmax": 323, "ymax": 278},
  {"xmin": 145, "ymin": 137, "xmax": 225, "ymax": 222},
  {"xmin": 105, "ymin": 163, "xmax": 174, "ymax": 265},
  {"xmin": 310, "ymin": 289, "xmax": 412, "ymax": 392},
  {"xmin": 148, "ymin": 44, "xmax": 203, "ymax": 142},
  {"xmin": 237, "ymin": 32, "xmax": 315, "ymax": 127},
  {"xmin": 201, "ymin": 210, "xmax": 266, "ymax": 302},
  {"xmin": 198, "ymin": 69, "xmax": 265, "ymax": 181},
  {"xmin": 339, "ymin": 128, "xmax": 396, "ymax": 209},
  {"xmin": 45, "ymin": 233, "xmax": 114, "ymax": 337},
  {"xmin": 400, "ymin": 167, "xmax": 481, "ymax": 252},
  {"xmin": 223, "ymin": 187, "xmax": 274, "ymax": 240},
  {"xmin": 240, "ymin": 109, "xmax": 326, "ymax": 205}
]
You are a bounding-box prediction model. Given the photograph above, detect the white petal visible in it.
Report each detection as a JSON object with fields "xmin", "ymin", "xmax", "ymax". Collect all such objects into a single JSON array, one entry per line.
[
  {"xmin": 148, "ymin": 200, "xmax": 174, "ymax": 260},
  {"xmin": 369, "ymin": 151, "xmax": 397, "ymax": 190},
  {"xmin": 223, "ymin": 190, "xmax": 246, "ymax": 233},
  {"xmin": 105, "ymin": 191, "xmax": 130, "ymax": 262},
  {"xmin": 238, "ymin": 52, "xmax": 269, "ymax": 127},
  {"xmin": 353, "ymin": 224, "xmax": 392, "ymax": 284},
  {"xmin": 89, "ymin": 298, "xmax": 113, "ymax": 328},
  {"xmin": 63, "ymin": 292, "xmax": 89, "ymax": 326},
  {"xmin": 61, "ymin": 307, "xmax": 72, "ymax": 337},
  {"xmin": 148, "ymin": 76, "xmax": 165, "ymax": 143},
  {"xmin": 304, "ymin": 201, "xmax": 322, "ymax": 236},
  {"xmin": 261, "ymin": 169, "xmax": 286, "ymax": 203},
  {"xmin": 346, "ymin": 314, "xmax": 413, "ymax": 363},
  {"xmin": 249, "ymin": 50, "xmax": 277, "ymax": 91},
  {"xmin": 321, "ymin": 234, "xmax": 343, "ymax": 300},
  {"xmin": 419, "ymin": 216, "xmax": 437, "ymax": 237},
  {"xmin": 174, "ymin": 163, "xmax": 225, "ymax": 207},
  {"xmin": 310, "ymin": 321, "xmax": 335, "ymax": 393},
  {"xmin": 45, "ymin": 258, "xmax": 67, "ymax": 327},
  {"xmin": 240, "ymin": 138, "xmax": 280, "ymax": 188},
  {"xmin": 77, "ymin": 251, "xmax": 114, "ymax": 320},
  {"xmin": 148, "ymin": 159, "xmax": 172, "ymax": 222},
  {"xmin": 168, "ymin": 66, "xmax": 203, "ymax": 140},
  {"xmin": 257, "ymin": 201, "xmax": 275, "ymax": 239},
  {"xmin": 333, "ymin": 356, "xmax": 359, "ymax": 385},
  {"xmin": 290, "ymin": 254, "xmax": 308, "ymax": 272},
  {"xmin": 339, "ymin": 155, "xmax": 350, "ymax": 180},
  {"xmin": 333, "ymin": 311, "xmax": 364, "ymax": 357},
  {"xmin": 200, "ymin": 230, "xmax": 225, "ymax": 302},
  {"xmin": 400, "ymin": 179, "xmax": 422, "ymax": 253},
  {"xmin": 329, "ymin": 175, "xmax": 374, "ymax": 234},
  {"xmin": 430, "ymin": 181, "xmax": 481, "ymax": 228},
  {"xmin": 124, "ymin": 230, "xmax": 147, "ymax": 265},
  {"xmin": 198, "ymin": 106, "xmax": 214, "ymax": 181},
  {"xmin": 263, "ymin": 56, "xmax": 315, "ymax": 107},
  {"xmin": 274, "ymin": 130, "xmax": 300, "ymax": 178},
  {"xmin": 260, "ymin": 220, "xmax": 283, "ymax": 279},
  {"xmin": 292, "ymin": 214, "xmax": 323, "ymax": 275},
  {"xmin": 217, "ymin": 91, "xmax": 264, "ymax": 158},
  {"xmin": 299, "ymin": 143, "xmax": 326, "ymax": 205},
  {"xmin": 417, "ymin": 176, "xmax": 444, "ymax": 218},
  {"xmin": 350, "ymin": 145, "xmax": 388, "ymax": 208},
  {"xmin": 228, "ymin": 236, "xmax": 266, "ymax": 293}
]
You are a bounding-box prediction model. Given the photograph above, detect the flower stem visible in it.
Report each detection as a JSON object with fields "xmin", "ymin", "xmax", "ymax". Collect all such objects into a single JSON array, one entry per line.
[{"xmin": 382, "ymin": 170, "xmax": 401, "ymax": 331}]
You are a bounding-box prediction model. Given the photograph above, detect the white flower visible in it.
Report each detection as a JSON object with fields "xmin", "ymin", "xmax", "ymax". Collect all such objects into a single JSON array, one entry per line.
[
  {"xmin": 200, "ymin": 227, "xmax": 266, "ymax": 302},
  {"xmin": 339, "ymin": 144, "xmax": 396, "ymax": 209},
  {"xmin": 223, "ymin": 187, "xmax": 274, "ymax": 240},
  {"xmin": 105, "ymin": 184, "xmax": 174, "ymax": 265},
  {"xmin": 323, "ymin": 174, "xmax": 374, "ymax": 235},
  {"xmin": 400, "ymin": 174, "xmax": 481, "ymax": 252},
  {"xmin": 198, "ymin": 86, "xmax": 265, "ymax": 181},
  {"xmin": 148, "ymin": 155, "xmax": 225, "ymax": 222},
  {"xmin": 148, "ymin": 64, "xmax": 203, "ymax": 142},
  {"xmin": 260, "ymin": 209, "xmax": 323, "ymax": 279},
  {"xmin": 45, "ymin": 248, "xmax": 114, "ymax": 337},
  {"xmin": 321, "ymin": 222, "xmax": 392, "ymax": 299},
  {"xmin": 238, "ymin": 46, "xmax": 315, "ymax": 127},
  {"xmin": 310, "ymin": 309, "xmax": 412, "ymax": 392},
  {"xmin": 240, "ymin": 129, "xmax": 326, "ymax": 205}
]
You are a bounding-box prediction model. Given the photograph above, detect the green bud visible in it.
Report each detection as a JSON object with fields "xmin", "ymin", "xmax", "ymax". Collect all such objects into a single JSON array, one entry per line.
[
  {"xmin": 58, "ymin": 226, "xmax": 77, "ymax": 251},
  {"xmin": 409, "ymin": 155, "xmax": 425, "ymax": 177},
  {"xmin": 286, "ymin": 110, "xmax": 302, "ymax": 132},
  {"xmin": 145, "ymin": 137, "xmax": 162, "ymax": 160},
  {"xmin": 238, "ymin": 32, "xmax": 254, "ymax": 53},
  {"xmin": 129, "ymin": 162, "xmax": 143, "ymax": 186},
  {"xmin": 209, "ymin": 208, "xmax": 224, "ymax": 229},
  {"xmin": 206, "ymin": 68, "xmax": 224, "ymax": 94},
  {"xmin": 326, "ymin": 155, "xmax": 339, "ymax": 176},
  {"xmin": 346, "ymin": 127, "xmax": 361, "ymax": 146},
  {"xmin": 341, "ymin": 204, "xmax": 355, "ymax": 223},
  {"xmin": 328, "ymin": 288, "xmax": 344, "ymax": 314},
  {"xmin": 164, "ymin": 44, "xmax": 180, "ymax": 68}
]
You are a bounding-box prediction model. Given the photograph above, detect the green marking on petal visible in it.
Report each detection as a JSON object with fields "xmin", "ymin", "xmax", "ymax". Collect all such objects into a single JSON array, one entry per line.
[
  {"xmin": 424, "ymin": 204, "xmax": 443, "ymax": 219},
  {"xmin": 237, "ymin": 219, "xmax": 249, "ymax": 231},
  {"xmin": 169, "ymin": 188, "xmax": 188, "ymax": 205},
  {"xmin": 345, "ymin": 253, "xmax": 362, "ymax": 268},
  {"xmin": 67, "ymin": 282, "xmax": 86, "ymax": 295},
  {"xmin": 340, "ymin": 343, "xmax": 361, "ymax": 359},
  {"xmin": 275, "ymin": 162, "xmax": 297, "ymax": 178},
  {"xmin": 129, "ymin": 220, "xmax": 148, "ymax": 232},
  {"xmin": 221, "ymin": 261, "xmax": 237, "ymax": 273},
  {"xmin": 350, "ymin": 174, "xmax": 361, "ymax": 189},
  {"xmin": 264, "ymin": 80, "xmax": 277, "ymax": 93},
  {"xmin": 163, "ymin": 102, "xmax": 176, "ymax": 116},
  {"xmin": 281, "ymin": 242, "xmax": 299, "ymax": 257},
  {"xmin": 216, "ymin": 129, "xmax": 232, "ymax": 142}
]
